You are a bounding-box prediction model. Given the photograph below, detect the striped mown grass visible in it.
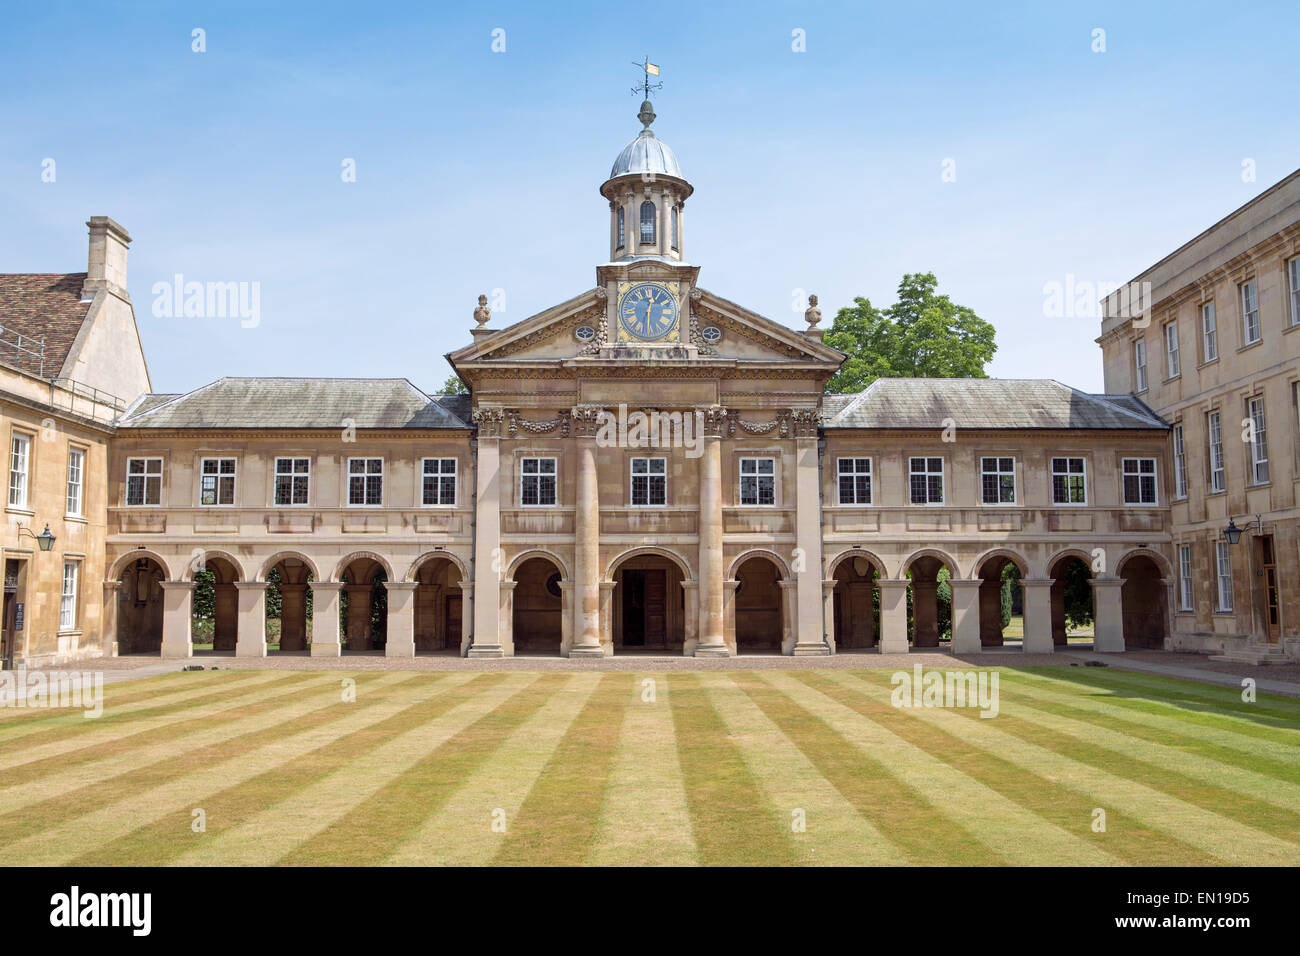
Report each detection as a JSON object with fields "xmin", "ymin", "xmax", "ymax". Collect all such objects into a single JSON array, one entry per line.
[{"xmin": 0, "ymin": 665, "xmax": 1296, "ymax": 866}]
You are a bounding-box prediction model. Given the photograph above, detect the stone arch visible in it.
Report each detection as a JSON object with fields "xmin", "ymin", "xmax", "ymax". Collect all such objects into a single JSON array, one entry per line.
[
  {"xmin": 1047, "ymin": 547, "xmax": 1095, "ymax": 576},
  {"xmin": 898, "ymin": 547, "xmax": 959, "ymax": 579},
  {"xmin": 727, "ymin": 548, "xmax": 791, "ymax": 581},
  {"xmin": 109, "ymin": 549, "xmax": 173, "ymax": 582},
  {"xmin": 1119, "ymin": 551, "xmax": 1169, "ymax": 650},
  {"xmin": 733, "ymin": 553, "xmax": 787, "ymax": 654},
  {"xmin": 511, "ymin": 554, "xmax": 564, "ymax": 655},
  {"xmin": 1046, "ymin": 549, "xmax": 1095, "ymax": 649},
  {"xmin": 405, "ymin": 550, "xmax": 470, "ymax": 584},
  {"xmin": 259, "ymin": 551, "xmax": 321, "ymax": 583},
  {"xmin": 332, "ymin": 550, "xmax": 394, "ymax": 584},
  {"xmin": 826, "ymin": 547, "xmax": 889, "ymax": 580},
  {"xmin": 1115, "ymin": 547, "xmax": 1172, "ymax": 579},
  {"xmin": 115, "ymin": 554, "xmax": 167, "ymax": 654},
  {"xmin": 184, "ymin": 549, "xmax": 245, "ymax": 582},
  {"xmin": 972, "ymin": 547, "xmax": 1029, "ymax": 579},
  {"xmin": 605, "ymin": 546, "xmax": 691, "ymax": 582},
  {"xmin": 508, "ymin": 548, "xmax": 571, "ymax": 581}
]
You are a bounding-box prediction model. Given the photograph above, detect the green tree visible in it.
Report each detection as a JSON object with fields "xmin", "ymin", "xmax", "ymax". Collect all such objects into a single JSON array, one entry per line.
[
  {"xmin": 825, "ymin": 273, "xmax": 998, "ymax": 393},
  {"xmin": 1061, "ymin": 559, "xmax": 1095, "ymax": 629},
  {"xmin": 441, "ymin": 374, "xmax": 467, "ymax": 394}
]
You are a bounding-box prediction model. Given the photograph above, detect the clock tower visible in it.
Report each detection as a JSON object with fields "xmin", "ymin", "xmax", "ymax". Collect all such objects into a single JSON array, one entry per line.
[{"xmin": 595, "ymin": 66, "xmax": 699, "ymax": 354}]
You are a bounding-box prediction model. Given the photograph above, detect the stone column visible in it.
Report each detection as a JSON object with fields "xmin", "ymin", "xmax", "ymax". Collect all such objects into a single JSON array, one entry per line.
[
  {"xmin": 159, "ymin": 581, "xmax": 194, "ymax": 659},
  {"xmin": 385, "ymin": 581, "xmax": 417, "ymax": 658},
  {"xmin": 681, "ymin": 580, "xmax": 698, "ymax": 656},
  {"xmin": 792, "ymin": 432, "xmax": 830, "ymax": 655},
  {"xmin": 345, "ymin": 583, "xmax": 372, "ymax": 651},
  {"xmin": 1021, "ymin": 578, "xmax": 1055, "ymax": 654},
  {"xmin": 780, "ymin": 579, "xmax": 799, "ymax": 654},
  {"xmin": 559, "ymin": 580, "xmax": 573, "ymax": 656},
  {"xmin": 1090, "ymin": 577, "xmax": 1125, "ymax": 652},
  {"xmin": 457, "ymin": 581, "xmax": 474, "ymax": 656},
  {"xmin": 570, "ymin": 409, "xmax": 604, "ymax": 657},
  {"xmin": 469, "ymin": 422, "xmax": 504, "ymax": 657},
  {"xmin": 311, "ymin": 582, "xmax": 343, "ymax": 657},
  {"xmin": 101, "ymin": 580, "xmax": 121, "ymax": 657},
  {"xmin": 599, "ymin": 581, "xmax": 616, "ymax": 656},
  {"xmin": 722, "ymin": 579, "xmax": 740, "ymax": 656},
  {"xmin": 235, "ymin": 581, "xmax": 268, "ymax": 658},
  {"xmin": 695, "ymin": 408, "xmax": 728, "ymax": 656},
  {"xmin": 659, "ymin": 188, "xmax": 670, "ymax": 256},
  {"xmin": 949, "ymin": 578, "xmax": 983, "ymax": 654},
  {"xmin": 277, "ymin": 583, "xmax": 308, "ymax": 651},
  {"xmin": 911, "ymin": 578, "xmax": 940, "ymax": 647},
  {"xmin": 877, "ymin": 579, "xmax": 910, "ymax": 654},
  {"xmin": 822, "ymin": 579, "xmax": 838, "ymax": 653},
  {"xmin": 498, "ymin": 580, "xmax": 517, "ymax": 655}
]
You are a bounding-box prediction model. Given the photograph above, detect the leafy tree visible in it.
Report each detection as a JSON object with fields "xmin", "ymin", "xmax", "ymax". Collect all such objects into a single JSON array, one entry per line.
[
  {"xmin": 1061, "ymin": 559, "xmax": 1095, "ymax": 629},
  {"xmin": 441, "ymin": 374, "xmax": 467, "ymax": 395},
  {"xmin": 825, "ymin": 273, "xmax": 998, "ymax": 393}
]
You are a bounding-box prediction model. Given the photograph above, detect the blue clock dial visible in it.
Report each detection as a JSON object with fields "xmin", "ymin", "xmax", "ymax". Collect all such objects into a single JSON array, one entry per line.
[{"xmin": 619, "ymin": 283, "xmax": 678, "ymax": 341}]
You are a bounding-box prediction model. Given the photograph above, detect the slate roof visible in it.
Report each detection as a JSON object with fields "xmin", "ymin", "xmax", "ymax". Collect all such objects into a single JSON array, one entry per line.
[
  {"xmin": 116, "ymin": 378, "xmax": 472, "ymax": 430},
  {"xmin": 823, "ymin": 379, "xmax": 1167, "ymax": 430},
  {"xmin": 0, "ymin": 273, "xmax": 92, "ymax": 378}
]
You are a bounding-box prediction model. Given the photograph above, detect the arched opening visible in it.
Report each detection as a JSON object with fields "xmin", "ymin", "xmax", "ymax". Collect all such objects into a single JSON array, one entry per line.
[
  {"xmin": 613, "ymin": 552, "xmax": 685, "ymax": 652},
  {"xmin": 616, "ymin": 206, "xmax": 625, "ymax": 249},
  {"xmin": 904, "ymin": 553, "xmax": 954, "ymax": 648},
  {"xmin": 639, "ymin": 200, "xmax": 656, "ymax": 244},
  {"xmin": 117, "ymin": 557, "xmax": 165, "ymax": 654},
  {"xmin": 734, "ymin": 555, "xmax": 785, "ymax": 654},
  {"xmin": 1048, "ymin": 553, "xmax": 1094, "ymax": 648},
  {"xmin": 974, "ymin": 553, "xmax": 1024, "ymax": 648},
  {"xmin": 339, "ymin": 557, "xmax": 387, "ymax": 653},
  {"xmin": 193, "ymin": 556, "xmax": 240, "ymax": 653},
  {"xmin": 266, "ymin": 557, "xmax": 315, "ymax": 653},
  {"xmin": 832, "ymin": 554, "xmax": 880, "ymax": 650},
  {"xmin": 512, "ymin": 556, "xmax": 563, "ymax": 655},
  {"xmin": 413, "ymin": 556, "xmax": 464, "ymax": 655},
  {"xmin": 1120, "ymin": 553, "xmax": 1167, "ymax": 649}
]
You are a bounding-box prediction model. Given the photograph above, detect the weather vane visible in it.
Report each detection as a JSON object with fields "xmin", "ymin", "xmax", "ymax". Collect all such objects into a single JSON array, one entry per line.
[{"xmin": 631, "ymin": 55, "xmax": 662, "ymax": 99}]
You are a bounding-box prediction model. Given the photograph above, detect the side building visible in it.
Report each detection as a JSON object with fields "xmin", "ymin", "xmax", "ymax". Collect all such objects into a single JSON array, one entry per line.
[{"xmin": 1099, "ymin": 169, "xmax": 1300, "ymax": 662}]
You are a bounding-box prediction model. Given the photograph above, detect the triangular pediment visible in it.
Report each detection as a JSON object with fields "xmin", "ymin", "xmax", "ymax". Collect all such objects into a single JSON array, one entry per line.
[{"xmin": 447, "ymin": 284, "xmax": 844, "ymax": 378}]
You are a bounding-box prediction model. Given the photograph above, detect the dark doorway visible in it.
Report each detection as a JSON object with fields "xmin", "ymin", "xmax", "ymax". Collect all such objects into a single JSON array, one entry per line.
[
  {"xmin": 1, "ymin": 559, "xmax": 23, "ymax": 668},
  {"xmin": 621, "ymin": 569, "xmax": 666, "ymax": 647}
]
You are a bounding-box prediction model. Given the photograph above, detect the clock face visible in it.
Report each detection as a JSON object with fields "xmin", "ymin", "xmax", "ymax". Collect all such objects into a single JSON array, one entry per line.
[{"xmin": 618, "ymin": 282, "xmax": 679, "ymax": 342}]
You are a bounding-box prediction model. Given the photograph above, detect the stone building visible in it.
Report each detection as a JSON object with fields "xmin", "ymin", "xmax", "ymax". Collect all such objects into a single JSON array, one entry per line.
[
  {"xmin": 3, "ymin": 102, "xmax": 1230, "ymax": 663},
  {"xmin": 1099, "ymin": 170, "xmax": 1300, "ymax": 662}
]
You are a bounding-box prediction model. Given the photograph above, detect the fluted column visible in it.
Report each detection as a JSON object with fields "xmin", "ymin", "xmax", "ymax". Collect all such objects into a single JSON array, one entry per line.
[
  {"xmin": 469, "ymin": 416, "xmax": 504, "ymax": 657},
  {"xmin": 695, "ymin": 407, "xmax": 728, "ymax": 656},
  {"xmin": 570, "ymin": 409, "xmax": 604, "ymax": 657}
]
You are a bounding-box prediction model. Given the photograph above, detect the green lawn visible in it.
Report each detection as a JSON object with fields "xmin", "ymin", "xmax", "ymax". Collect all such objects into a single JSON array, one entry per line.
[{"xmin": 0, "ymin": 666, "xmax": 1296, "ymax": 866}]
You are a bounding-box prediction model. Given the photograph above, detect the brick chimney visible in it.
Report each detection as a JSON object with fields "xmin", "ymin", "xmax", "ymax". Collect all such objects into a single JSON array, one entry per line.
[{"xmin": 82, "ymin": 216, "xmax": 131, "ymax": 300}]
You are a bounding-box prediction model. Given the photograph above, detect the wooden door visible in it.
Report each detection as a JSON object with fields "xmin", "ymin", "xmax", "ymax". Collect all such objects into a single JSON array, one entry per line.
[
  {"xmin": 644, "ymin": 570, "xmax": 666, "ymax": 646},
  {"xmin": 1260, "ymin": 536, "xmax": 1280, "ymax": 642}
]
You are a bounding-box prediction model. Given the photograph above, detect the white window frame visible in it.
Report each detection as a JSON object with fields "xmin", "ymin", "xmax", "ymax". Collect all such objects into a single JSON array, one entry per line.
[
  {"xmin": 347, "ymin": 457, "xmax": 384, "ymax": 507},
  {"xmin": 1247, "ymin": 396, "xmax": 1269, "ymax": 485},
  {"xmin": 1134, "ymin": 339, "xmax": 1148, "ymax": 392},
  {"xmin": 1240, "ymin": 279, "xmax": 1260, "ymax": 345},
  {"xmin": 273, "ymin": 457, "xmax": 311, "ymax": 506},
  {"xmin": 1201, "ymin": 300, "xmax": 1218, "ymax": 361},
  {"xmin": 1121, "ymin": 457, "xmax": 1159, "ymax": 505},
  {"xmin": 1050, "ymin": 456, "xmax": 1087, "ymax": 505},
  {"xmin": 66, "ymin": 446, "xmax": 85, "ymax": 517},
  {"xmin": 199, "ymin": 457, "xmax": 237, "ymax": 507},
  {"xmin": 1177, "ymin": 545, "xmax": 1194, "ymax": 612},
  {"xmin": 630, "ymin": 456, "xmax": 667, "ymax": 507},
  {"xmin": 60, "ymin": 560, "xmax": 80, "ymax": 631},
  {"xmin": 519, "ymin": 456, "xmax": 557, "ymax": 507},
  {"xmin": 1164, "ymin": 321, "xmax": 1180, "ymax": 378},
  {"xmin": 979, "ymin": 456, "xmax": 1016, "ymax": 505},
  {"xmin": 836, "ymin": 457, "xmax": 872, "ymax": 505},
  {"xmin": 1207, "ymin": 410, "xmax": 1226, "ymax": 493},
  {"xmin": 125, "ymin": 457, "xmax": 163, "ymax": 506},
  {"xmin": 1172, "ymin": 425, "xmax": 1187, "ymax": 499},
  {"xmin": 7, "ymin": 432, "xmax": 30, "ymax": 510},
  {"xmin": 908, "ymin": 456, "xmax": 945, "ymax": 505},
  {"xmin": 1289, "ymin": 256, "xmax": 1300, "ymax": 328},
  {"xmin": 737, "ymin": 457, "xmax": 776, "ymax": 506},
  {"xmin": 421, "ymin": 457, "xmax": 457, "ymax": 507},
  {"xmin": 1215, "ymin": 540, "xmax": 1233, "ymax": 612}
]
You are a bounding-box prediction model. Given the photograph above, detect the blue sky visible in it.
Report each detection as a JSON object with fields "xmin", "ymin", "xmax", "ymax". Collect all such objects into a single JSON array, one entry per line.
[{"xmin": 3, "ymin": 0, "xmax": 1297, "ymax": 395}]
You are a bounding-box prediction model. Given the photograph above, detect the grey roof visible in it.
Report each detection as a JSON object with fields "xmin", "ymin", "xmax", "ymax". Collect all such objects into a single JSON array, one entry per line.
[
  {"xmin": 609, "ymin": 129, "xmax": 684, "ymax": 180},
  {"xmin": 823, "ymin": 379, "xmax": 1168, "ymax": 430},
  {"xmin": 116, "ymin": 378, "xmax": 472, "ymax": 430}
]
